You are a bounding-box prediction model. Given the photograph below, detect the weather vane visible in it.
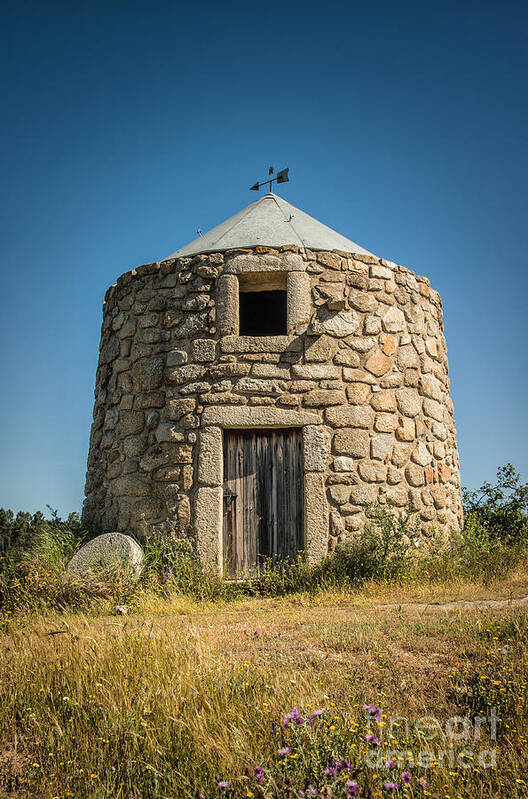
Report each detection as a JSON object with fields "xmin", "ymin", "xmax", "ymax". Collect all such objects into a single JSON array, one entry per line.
[{"xmin": 250, "ymin": 166, "xmax": 290, "ymax": 193}]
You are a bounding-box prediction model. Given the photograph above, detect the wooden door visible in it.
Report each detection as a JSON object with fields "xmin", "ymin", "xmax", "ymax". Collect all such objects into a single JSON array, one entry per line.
[{"xmin": 222, "ymin": 429, "xmax": 304, "ymax": 575}]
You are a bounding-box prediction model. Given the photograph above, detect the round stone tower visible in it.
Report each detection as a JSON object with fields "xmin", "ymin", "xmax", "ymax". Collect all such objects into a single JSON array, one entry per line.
[{"xmin": 84, "ymin": 193, "xmax": 463, "ymax": 572}]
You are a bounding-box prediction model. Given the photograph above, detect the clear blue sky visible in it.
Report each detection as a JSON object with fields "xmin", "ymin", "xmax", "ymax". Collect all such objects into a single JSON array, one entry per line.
[{"xmin": 1, "ymin": 0, "xmax": 527, "ymax": 517}]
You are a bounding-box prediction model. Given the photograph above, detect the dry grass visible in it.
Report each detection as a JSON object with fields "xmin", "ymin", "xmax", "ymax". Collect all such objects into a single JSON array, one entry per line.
[{"xmin": 0, "ymin": 571, "xmax": 527, "ymax": 798}]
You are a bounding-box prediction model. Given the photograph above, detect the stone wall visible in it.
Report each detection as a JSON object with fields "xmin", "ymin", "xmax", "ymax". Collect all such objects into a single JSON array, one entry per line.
[{"xmin": 84, "ymin": 246, "xmax": 463, "ymax": 558}]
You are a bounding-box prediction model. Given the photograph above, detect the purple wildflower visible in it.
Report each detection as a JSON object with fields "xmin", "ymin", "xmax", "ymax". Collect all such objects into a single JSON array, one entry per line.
[
  {"xmin": 363, "ymin": 703, "xmax": 382, "ymax": 721},
  {"xmin": 309, "ymin": 708, "xmax": 327, "ymax": 726},
  {"xmin": 418, "ymin": 777, "xmax": 429, "ymax": 789},
  {"xmin": 345, "ymin": 780, "xmax": 359, "ymax": 796},
  {"xmin": 277, "ymin": 746, "xmax": 290, "ymax": 756},
  {"xmin": 384, "ymin": 782, "xmax": 399, "ymax": 791},
  {"xmin": 216, "ymin": 780, "xmax": 230, "ymax": 789},
  {"xmin": 299, "ymin": 787, "xmax": 317, "ymax": 798},
  {"xmin": 385, "ymin": 759, "xmax": 396, "ymax": 770},
  {"xmin": 365, "ymin": 733, "xmax": 381, "ymax": 746},
  {"xmin": 323, "ymin": 763, "xmax": 339, "ymax": 778},
  {"xmin": 253, "ymin": 765, "xmax": 264, "ymax": 784},
  {"xmin": 401, "ymin": 771, "xmax": 412, "ymax": 784},
  {"xmin": 283, "ymin": 707, "xmax": 304, "ymax": 727}
]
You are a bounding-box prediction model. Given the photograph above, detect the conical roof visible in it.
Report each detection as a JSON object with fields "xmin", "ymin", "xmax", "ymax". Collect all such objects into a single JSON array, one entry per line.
[{"xmin": 167, "ymin": 193, "xmax": 375, "ymax": 259}]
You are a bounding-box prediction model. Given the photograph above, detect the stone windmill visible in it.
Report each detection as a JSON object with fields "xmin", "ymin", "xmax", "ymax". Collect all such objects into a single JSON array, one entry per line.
[{"xmin": 84, "ymin": 189, "xmax": 462, "ymax": 574}]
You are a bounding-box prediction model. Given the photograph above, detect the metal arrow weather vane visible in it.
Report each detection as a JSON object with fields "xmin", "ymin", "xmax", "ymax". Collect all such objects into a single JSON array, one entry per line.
[{"xmin": 250, "ymin": 166, "xmax": 290, "ymax": 193}]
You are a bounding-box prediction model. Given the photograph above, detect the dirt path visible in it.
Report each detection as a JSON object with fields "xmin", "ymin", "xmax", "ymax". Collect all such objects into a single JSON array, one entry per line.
[{"xmin": 372, "ymin": 594, "xmax": 528, "ymax": 612}]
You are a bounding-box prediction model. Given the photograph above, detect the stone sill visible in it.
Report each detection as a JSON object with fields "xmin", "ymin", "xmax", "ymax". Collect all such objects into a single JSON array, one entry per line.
[{"xmin": 219, "ymin": 335, "xmax": 301, "ymax": 354}]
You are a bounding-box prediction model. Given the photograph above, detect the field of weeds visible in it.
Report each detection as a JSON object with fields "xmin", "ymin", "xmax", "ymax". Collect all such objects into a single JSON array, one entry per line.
[
  {"xmin": 1, "ymin": 576, "xmax": 527, "ymax": 799},
  {"xmin": 1, "ymin": 467, "xmax": 527, "ymax": 797}
]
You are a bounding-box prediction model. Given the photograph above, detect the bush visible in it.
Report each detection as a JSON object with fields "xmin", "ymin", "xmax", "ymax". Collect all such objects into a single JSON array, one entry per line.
[
  {"xmin": 462, "ymin": 463, "xmax": 528, "ymax": 545},
  {"xmin": 318, "ymin": 502, "xmax": 418, "ymax": 587},
  {"xmin": 0, "ymin": 507, "xmax": 88, "ymax": 611},
  {"xmin": 140, "ymin": 528, "xmax": 225, "ymax": 600}
]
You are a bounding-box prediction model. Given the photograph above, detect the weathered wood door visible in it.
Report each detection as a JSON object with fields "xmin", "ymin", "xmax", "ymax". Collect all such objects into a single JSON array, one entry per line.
[{"xmin": 222, "ymin": 429, "xmax": 304, "ymax": 575}]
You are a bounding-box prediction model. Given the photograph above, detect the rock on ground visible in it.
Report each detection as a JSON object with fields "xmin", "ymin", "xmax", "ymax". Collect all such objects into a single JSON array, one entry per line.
[{"xmin": 66, "ymin": 532, "xmax": 144, "ymax": 576}]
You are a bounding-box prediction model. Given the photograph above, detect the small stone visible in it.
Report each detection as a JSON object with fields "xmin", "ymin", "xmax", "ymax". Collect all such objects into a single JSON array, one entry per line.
[
  {"xmin": 365, "ymin": 349, "xmax": 392, "ymax": 377},
  {"xmin": 395, "ymin": 417, "xmax": 415, "ymax": 442},
  {"xmin": 382, "ymin": 307, "xmax": 406, "ymax": 333},
  {"xmin": 325, "ymin": 405, "xmax": 374, "ymax": 428},
  {"xmin": 392, "ymin": 443, "xmax": 413, "ymax": 467},
  {"xmin": 132, "ymin": 356, "xmax": 164, "ymax": 392},
  {"xmin": 432, "ymin": 421, "xmax": 448, "ymax": 441},
  {"xmin": 333, "ymin": 428, "xmax": 370, "ymax": 458},
  {"xmin": 104, "ymin": 409, "xmax": 119, "ymax": 430},
  {"xmin": 192, "ymin": 338, "xmax": 216, "ymax": 362},
  {"xmin": 405, "ymin": 465, "xmax": 425, "ymax": 487},
  {"xmin": 386, "ymin": 485, "xmax": 409, "ymax": 507},
  {"xmin": 396, "ymin": 388, "xmax": 422, "ymax": 417},
  {"xmin": 387, "ymin": 467, "xmax": 402, "ymax": 485},
  {"xmin": 342, "ymin": 368, "xmax": 376, "ymax": 383},
  {"xmin": 328, "ymin": 485, "xmax": 351, "ymax": 504},
  {"xmin": 319, "ymin": 309, "xmax": 360, "ymax": 337},
  {"xmin": 346, "ymin": 336, "xmax": 377, "ymax": 353},
  {"xmin": 349, "ymin": 483, "xmax": 378, "ymax": 504},
  {"xmin": 370, "ymin": 263, "xmax": 393, "ymax": 279},
  {"xmin": 370, "ymin": 390, "xmax": 396, "ymax": 412},
  {"xmin": 348, "ymin": 289, "xmax": 378, "ymax": 313},
  {"xmin": 292, "ymin": 364, "xmax": 338, "ymax": 380},
  {"xmin": 167, "ymin": 350, "xmax": 188, "ymax": 367},
  {"xmin": 374, "ymin": 412, "xmax": 398, "ymax": 433},
  {"xmin": 166, "ymin": 364, "xmax": 206, "ymax": 385},
  {"xmin": 234, "ymin": 378, "xmax": 285, "ymax": 395},
  {"xmin": 155, "ymin": 423, "xmax": 185, "ymax": 443},
  {"xmin": 345, "ymin": 383, "xmax": 371, "ymax": 405},
  {"xmin": 123, "ymin": 435, "xmax": 148, "ymax": 458},
  {"xmin": 117, "ymin": 411, "xmax": 145, "ymax": 437},
  {"xmin": 112, "ymin": 474, "xmax": 151, "ymax": 497},
  {"xmin": 371, "ymin": 434, "xmax": 393, "ymax": 461},
  {"xmin": 420, "ymin": 374, "xmax": 444, "ymax": 402},
  {"xmin": 380, "ymin": 334, "xmax": 397, "ymax": 356},
  {"xmin": 426, "ymin": 338, "xmax": 439, "ymax": 358},
  {"xmin": 423, "ymin": 398, "xmax": 445, "ymax": 422},
  {"xmin": 304, "ymin": 390, "xmax": 346, "ymax": 407},
  {"xmin": 165, "ymin": 398, "xmax": 197, "ymax": 420},
  {"xmin": 334, "ymin": 456, "xmax": 356, "ymax": 472},
  {"xmin": 358, "ymin": 462, "xmax": 386, "ymax": 483},
  {"xmin": 364, "ymin": 315, "xmax": 382, "ymax": 334},
  {"xmin": 430, "ymin": 485, "xmax": 448, "ymax": 509},
  {"xmin": 397, "ymin": 345, "xmax": 420, "ymax": 369},
  {"xmin": 304, "ymin": 335, "xmax": 337, "ymax": 362},
  {"xmin": 135, "ymin": 391, "xmax": 165, "ymax": 409},
  {"xmin": 412, "ymin": 441, "xmax": 433, "ymax": 466},
  {"xmin": 334, "ymin": 350, "xmax": 361, "ymax": 367}
]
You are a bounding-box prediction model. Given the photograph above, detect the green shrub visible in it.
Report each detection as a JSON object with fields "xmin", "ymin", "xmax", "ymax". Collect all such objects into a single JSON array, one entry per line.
[
  {"xmin": 140, "ymin": 529, "xmax": 225, "ymax": 600},
  {"xmin": 462, "ymin": 463, "xmax": 528, "ymax": 545},
  {"xmin": 318, "ymin": 502, "xmax": 418, "ymax": 587},
  {"xmin": 0, "ymin": 507, "xmax": 88, "ymax": 611}
]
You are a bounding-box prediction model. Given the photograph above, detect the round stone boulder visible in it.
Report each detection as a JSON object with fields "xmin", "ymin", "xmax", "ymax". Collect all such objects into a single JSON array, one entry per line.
[{"xmin": 66, "ymin": 532, "xmax": 144, "ymax": 576}]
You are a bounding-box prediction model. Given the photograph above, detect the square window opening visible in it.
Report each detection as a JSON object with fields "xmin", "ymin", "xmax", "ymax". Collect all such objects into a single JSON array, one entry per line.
[{"xmin": 238, "ymin": 273, "xmax": 288, "ymax": 336}]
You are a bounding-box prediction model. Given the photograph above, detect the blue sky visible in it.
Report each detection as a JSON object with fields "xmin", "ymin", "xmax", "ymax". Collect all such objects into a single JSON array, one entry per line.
[{"xmin": 1, "ymin": 0, "xmax": 527, "ymax": 516}]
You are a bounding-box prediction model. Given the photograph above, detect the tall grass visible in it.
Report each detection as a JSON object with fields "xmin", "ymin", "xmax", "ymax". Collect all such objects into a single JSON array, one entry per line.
[
  {"xmin": 1, "ymin": 464, "xmax": 527, "ymax": 610},
  {"xmin": 0, "ymin": 603, "xmax": 526, "ymax": 797}
]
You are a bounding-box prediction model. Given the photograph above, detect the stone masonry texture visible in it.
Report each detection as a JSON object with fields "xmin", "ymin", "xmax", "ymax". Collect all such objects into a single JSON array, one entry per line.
[{"xmin": 83, "ymin": 246, "xmax": 463, "ymax": 554}]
